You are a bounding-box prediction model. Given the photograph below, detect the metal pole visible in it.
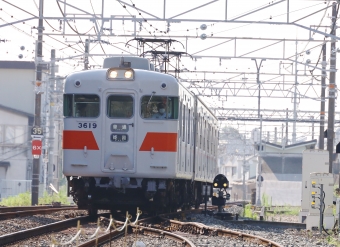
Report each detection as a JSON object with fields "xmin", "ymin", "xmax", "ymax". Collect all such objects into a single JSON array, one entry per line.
[
  {"xmin": 256, "ymin": 61, "xmax": 260, "ymax": 117},
  {"xmin": 328, "ymin": 2, "xmax": 337, "ymax": 174},
  {"xmin": 163, "ymin": 0, "xmax": 166, "ymax": 19},
  {"xmin": 256, "ymin": 115, "xmax": 262, "ymax": 206},
  {"xmin": 319, "ymin": 43, "xmax": 326, "ymax": 150},
  {"xmin": 32, "ymin": 0, "xmax": 44, "ymax": 205},
  {"xmin": 204, "ymin": 182, "xmax": 207, "ymax": 216},
  {"xmin": 281, "ymin": 124, "xmax": 284, "ymax": 144},
  {"xmin": 311, "ymin": 116, "xmax": 314, "ymax": 140},
  {"xmin": 47, "ymin": 49, "xmax": 56, "ymax": 191},
  {"xmin": 287, "ymin": 0, "xmax": 289, "ymax": 23},
  {"xmin": 84, "ymin": 39, "xmax": 89, "ymax": 70},
  {"xmin": 55, "ymin": 77, "xmax": 63, "ymax": 191},
  {"xmin": 319, "ymin": 184, "xmax": 324, "ymax": 234},
  {"xmin": 292, "ymin": 41, "xmax": 298, "ymax": 144},
  {"xmin": 286, "ymin": 108, "xmax": 288, "ymax": 145},
  {"xmin": 242, "ymin": 135, "xmax": 246, "ymax": 201}
]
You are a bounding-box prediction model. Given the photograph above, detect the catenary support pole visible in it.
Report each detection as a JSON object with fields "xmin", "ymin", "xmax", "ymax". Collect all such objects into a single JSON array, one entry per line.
[
  {"xmin": 32, "ymin": 0, "xmax": 44, "ymax": 205},
  {"xmin": 327, "ymin": 2, "xmax": 337, "ymax": 175},
  {"xmin": 242, "ymin": 135, "xmax": 246, "ymax": 201},
  {"xmin": 292, "ymin": 41, "xmax": 298, "ymax": 144},
  {"xmin": 47, "ymin": 49, "xmax": 56, "ymax": 191},
  {"xmin": 256, "ymin": 115, "xmax": 263, "ymax": 206},
  {"xmin": 319, "ymin": 43, "xmax": 326, "ymax": 150}
]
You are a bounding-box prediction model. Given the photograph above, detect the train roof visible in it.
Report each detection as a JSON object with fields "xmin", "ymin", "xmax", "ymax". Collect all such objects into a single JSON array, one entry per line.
[{"xmin": 66, "ymin": 67, "xmax": 178, "ymax": 82}]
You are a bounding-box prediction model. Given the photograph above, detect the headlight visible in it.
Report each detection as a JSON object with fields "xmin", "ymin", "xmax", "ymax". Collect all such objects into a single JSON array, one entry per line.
[
  {"xmin": 223, "ymin": 183, "xmax": 227, "ymax": 187},
  {"xmin": 214, "ymin": 183, "xmax": 218, "ymax": 187},
  {"xmin": 125, "ymin": 70, "xmax": 133, "ymax": 78},
  {"xmin": 107, "ymin": 68, "xmax": 134, "ymax": 80},
  {"xmin": 109, "ymin": 70, "xmax": 118, "ymax": 78}
]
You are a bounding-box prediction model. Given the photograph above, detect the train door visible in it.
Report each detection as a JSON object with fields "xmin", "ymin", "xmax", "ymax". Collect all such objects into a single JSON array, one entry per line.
[{"xmin": 102, "ymin": 91, "xmax": 136, "ymax": 173}]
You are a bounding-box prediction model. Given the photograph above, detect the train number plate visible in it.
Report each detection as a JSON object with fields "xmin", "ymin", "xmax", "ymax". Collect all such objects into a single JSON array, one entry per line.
[
  {"xmin": 110, "ymin": 134, "xmax": 128, "ymax": 142},
  {"xmin": 111, "ymin": 123, "xmax": 129, "ymax": 132}
]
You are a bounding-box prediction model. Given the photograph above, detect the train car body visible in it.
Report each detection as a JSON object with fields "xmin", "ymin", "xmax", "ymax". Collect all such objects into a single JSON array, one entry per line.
[{"xmin": 63, "ymin": 57, "xmax": 219, "ymax": 214}]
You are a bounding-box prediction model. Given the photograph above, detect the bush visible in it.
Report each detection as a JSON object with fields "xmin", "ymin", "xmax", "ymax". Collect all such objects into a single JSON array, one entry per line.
[
  {"xmin": 39, "ymin": 186, "xmax": 69, "ymax": 205},
  {"xmin": 0, "ymin": 191, "xmax": 31, "ymax": 206},
  {"xmin": 0, "ymin": 186, "xmax": 70, "ymax": 206}
]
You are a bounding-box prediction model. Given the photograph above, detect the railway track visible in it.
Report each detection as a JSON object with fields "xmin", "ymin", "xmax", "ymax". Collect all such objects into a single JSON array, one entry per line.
[
  {"xmin": 1, "ymin": 215, "xmax": 91, "ymax": 246},
  {"xmin": 0, "ymin": 205, "xmax": 76, "ymax": 213},
  {"xmin": 76, "ymin": 209, "xmax": 284, "ymax": 247},
  {"xmin": 1, "ymin": 205, "xmax": 330, "ymax": 246},
  {"xmin": 0, "ymin": 206, "xmax": 77, "ymax": 220}
]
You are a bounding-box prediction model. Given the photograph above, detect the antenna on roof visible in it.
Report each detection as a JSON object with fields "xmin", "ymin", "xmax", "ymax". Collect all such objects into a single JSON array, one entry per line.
[{"xmin": 119, "ymin": 56, "xmax": 131, "ymax": 68}]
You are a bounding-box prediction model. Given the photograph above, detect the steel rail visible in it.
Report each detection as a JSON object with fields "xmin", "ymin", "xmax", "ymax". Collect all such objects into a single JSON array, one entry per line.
[
  {"xmin": 76, "ymin": 210, "xmax": 202, "ymax": 247},
  {"xmin": 234, "ymin": 219, "xmax": 306, "ymax": 230},
  {"xmin": 163, "ymin": 218, "xmax": 283, "ymax": 247},
  {"xmin": 0, "ymin": 205, "xmax": 76, "ymax": 213},
  {"xmin": 0, "ymin": 215, "xmax": 91, "ymax": 246},
  {"xmin": 77, "ymin": 218, "xmax": 196, "ymax": 247},
  {"xmin": 0, "ymin": 207, "xmax": 78, "ymax": 220}
]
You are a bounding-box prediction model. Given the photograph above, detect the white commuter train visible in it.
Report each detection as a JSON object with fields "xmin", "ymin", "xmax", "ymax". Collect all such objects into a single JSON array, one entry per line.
[{"xmin": 63, "ymin": 57, "xmax": 219, "ymax": 215}]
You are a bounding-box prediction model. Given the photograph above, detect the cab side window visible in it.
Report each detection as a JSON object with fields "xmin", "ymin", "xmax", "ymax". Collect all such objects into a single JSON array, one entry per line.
[
  {"xmin": 140, "ymin": 96, "xmax": 178, "ymax": 120},
  {"xmin": 63, "ymin": 94, "xmax": 100, "ymax": 118}
]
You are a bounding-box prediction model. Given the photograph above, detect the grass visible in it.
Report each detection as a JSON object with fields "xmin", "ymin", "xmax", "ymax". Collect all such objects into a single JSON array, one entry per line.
[
  {"xmin": 326, "ymin": 235, "xmax": 340, "ymax": 247},
  {"xmin": 272, "ymin": 205, "xmax": 300, "ymax": 216},
  {"xmin": 243, "ymin": 203, "xmax": 258, "ymax": 220},
  {"xmin": 0, "ymin": 186, "xmax": 70, "ymax": 206}
]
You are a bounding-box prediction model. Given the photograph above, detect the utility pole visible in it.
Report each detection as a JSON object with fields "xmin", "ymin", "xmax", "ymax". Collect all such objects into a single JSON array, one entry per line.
[
  {"xmin": 311, "ymin": 116, "xmax": 314, "ymax": 140},
  {"xmin": 242, "ymin": 135, "xmax": 246, "ymax": 201},
  {"xmin": 292, "ymin": 41, "xmax": 298, "ymax": 144},
  {"xmin": 32, "ymin": 0, "xmax": 44, "ymax": 205},
  {"xmin": 319, "ymin": 43, "xmax": 326, "ymax": 150},
  {"xmin": 327, "ymin": 2, "xmax": 337, "ymax": 175},
  {"xmin": 47, "ymin": 49, "xmax": 56, "ymax": 191},
  {"xmin": 286, "ymin": 108, "xmax": 288, "ymax": 145},
  {"xmin": 256, "ymin": 115, "xmax": 263, "ymax": 206}
]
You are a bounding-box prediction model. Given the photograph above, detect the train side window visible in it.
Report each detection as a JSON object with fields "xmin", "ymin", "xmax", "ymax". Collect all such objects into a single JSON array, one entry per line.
[
  {"xmin": 187, "ymin": 109, "xmax": 190, "ymax": 144},
  {"xmin": 63, "ymin": 94, "xmax": 100, "ymax": 118},
  {"xmin": 182, "ymin": 105, "xmax": 186, "ymax": 142},
  {"xmin": 140, "ymin": 96, "xmax": 178, "ymax": 120},
  {"xmin": 179, "ymin": 100, "xmax": 182, "ymax": 137},
  {"xmin": 107, "ymin": 95, "xmax": 133, "ymax": 118},
  {"xmin": 199, "ymin": 115, "xmax": 202, "ymax": 149}
]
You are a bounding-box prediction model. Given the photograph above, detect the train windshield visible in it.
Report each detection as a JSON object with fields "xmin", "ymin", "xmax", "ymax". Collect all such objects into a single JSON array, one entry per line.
[
  {"xmin": 141, "ymin": 96, "xmax": 178, "ymax": 120},
  {"xmin": 107, "ymin": 95, "xmax": 133, "ymax": 118},
  {"xmin": 63, "ymin": 94, "xmax": 100, "ymax": 118}
]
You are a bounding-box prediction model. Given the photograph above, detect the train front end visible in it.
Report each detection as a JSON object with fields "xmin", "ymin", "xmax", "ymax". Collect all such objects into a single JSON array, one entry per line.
[{"xmin": 63, "ymin": 57, "xmax": 181, "ymax": 214}]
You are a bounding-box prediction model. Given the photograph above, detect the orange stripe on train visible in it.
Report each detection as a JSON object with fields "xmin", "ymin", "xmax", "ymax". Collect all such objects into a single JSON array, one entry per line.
[
  {"xmin": 63, "ymin": 130, "xmax": 99, "ymax": 150},
  {"xmin": 139, "ymin": 132, "xmax": 177, "ymax": 152}
]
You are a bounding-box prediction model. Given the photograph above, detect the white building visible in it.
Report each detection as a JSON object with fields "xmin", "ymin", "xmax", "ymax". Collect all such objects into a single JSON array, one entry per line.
[
  {"xmin": 0, "ymin": 61, "xmax": 36, "ymax": 199},
  {"xmin": 0, "ymin": 104, "xmax": 33, "ymax": 198}
]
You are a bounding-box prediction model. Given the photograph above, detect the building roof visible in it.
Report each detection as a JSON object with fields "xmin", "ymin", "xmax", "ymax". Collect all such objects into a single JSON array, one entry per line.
[
  {"xmin": 0, "ymin": 60, "xmax": 49, "ymax": 70},
  {"xmin": 255, "ymin": 139, "xmax": 317, "ymax": 154},
  {"xmin": 0, "ymin": 61, "xmax": 35, "ymax": 70},
  {"xmin": 262, "ymin": 139, "xmax": 317, "ymax": 149},
  {"xmin": 0, "ymin": 104, "xmax": 34, "ymax": 118}
]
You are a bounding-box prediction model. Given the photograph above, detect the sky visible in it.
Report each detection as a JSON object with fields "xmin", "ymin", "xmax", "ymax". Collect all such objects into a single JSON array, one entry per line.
[{"xmin": 0, "ymin": 0, "xmax": 338, "ymax": 142}]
